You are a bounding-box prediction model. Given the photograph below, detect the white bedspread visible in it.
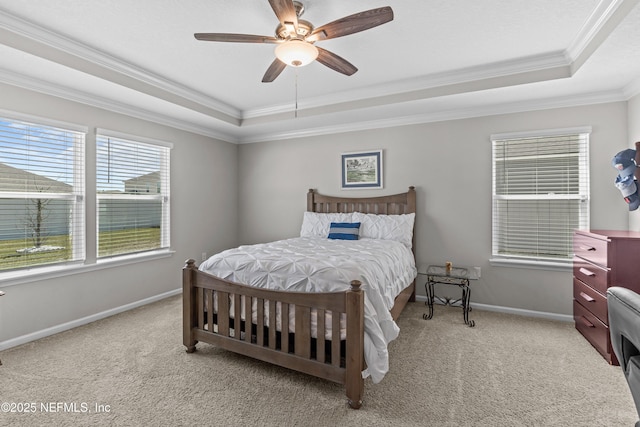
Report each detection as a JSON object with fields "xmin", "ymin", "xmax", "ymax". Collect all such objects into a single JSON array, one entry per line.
[{"xmin": 199, "ymin": 236, "xmax": 417, "ymax": 383}]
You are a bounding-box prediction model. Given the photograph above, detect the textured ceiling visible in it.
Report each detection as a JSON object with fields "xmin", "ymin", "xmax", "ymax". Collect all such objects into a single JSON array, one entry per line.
[{"xmin": 0, "ymin": 0, "xmax": 639, "ymax": 143}]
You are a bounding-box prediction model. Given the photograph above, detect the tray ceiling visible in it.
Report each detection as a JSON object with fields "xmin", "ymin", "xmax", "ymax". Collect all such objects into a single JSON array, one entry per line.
[{"xmin": 0, "ymin": 0, "xmax": 639, "ymax": 143}]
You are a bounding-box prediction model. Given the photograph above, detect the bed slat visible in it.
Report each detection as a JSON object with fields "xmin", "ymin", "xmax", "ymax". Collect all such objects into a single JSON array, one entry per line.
[
  {"xmin": 256, "ymin": 298, "xmax": 264, "ymax": 346},
  {"xmin": 332, "ymin": 311, "xmax": 341, "ymax": 367},
  {"xmin": 233, "ymin": 294, "xmax": 243, "ymax": 339},
  {"xmin": 218, "ymin": 291, "xmax": 230, "ymax": 337},
  {"xmin": 269, "ymin": 301, "xmax": 277, "ymax": 349},
  {"xmin": 317, "ymin": 309, "xmax": 326, "ymax": 363},
  {"xmin": 207, "ymin": 290, "xmax": 214, "ymax": 334},
  {"xmin": 295, "ymin": 306, "xmax": 311, "ymax": 358},
  {"xmin": 242, "ymin": 295, "xmax": 253, "ymax": 342},
  {"xmin": 282, "ymin": 303, "xmax": 290, "ymax": 353},
  {"xmin": 197, "ymin": 287, "xmax": 205, "ymax": 330}
]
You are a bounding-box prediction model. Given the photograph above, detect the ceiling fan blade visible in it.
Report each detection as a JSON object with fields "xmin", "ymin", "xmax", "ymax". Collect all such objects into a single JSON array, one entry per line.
[
  {"xmin": 262, "ymin": 58, "xmax": 287, "ymax": 82},
  {"xmin": 195, "ymin": 33, "xmax": 279, "ymax": 44},
  {"xmin": 268, "ymin": 0, "xmax": 299, "ymax": 30},
  {"xmin": 316, "ymin": 47, "xmax": 357, "ymax": 76},
  {"xmin": 306, "ymin": 6, "xmax": 393, "ymax": 42}
]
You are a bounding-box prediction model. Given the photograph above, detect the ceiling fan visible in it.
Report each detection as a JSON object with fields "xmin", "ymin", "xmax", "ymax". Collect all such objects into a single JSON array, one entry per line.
[{"xmin": 194, "ymin": 0, "xmax": 394, "ymax": 82}]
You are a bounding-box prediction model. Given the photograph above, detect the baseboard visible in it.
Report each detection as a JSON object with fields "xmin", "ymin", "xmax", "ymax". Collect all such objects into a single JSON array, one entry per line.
[
  {"xmin": 414, "ymin": 295, "xmax": 573, "ymax": 323},
  {"xmin": 0, "ymin": 288, "xmax": 182, "ymax": 352},
  {"xmin": 1, "ymin": 291, "xmax": 572, "ymax": 353}
]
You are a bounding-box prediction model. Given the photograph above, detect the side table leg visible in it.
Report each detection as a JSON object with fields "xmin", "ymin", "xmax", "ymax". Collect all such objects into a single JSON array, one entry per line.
[
  {"xmin": 423, "ymin": 278, "xmax": 435, "ymax": 320},
  {"xmin": 461, "ymin": 282, "xmax": 475, "ymax": 327}
]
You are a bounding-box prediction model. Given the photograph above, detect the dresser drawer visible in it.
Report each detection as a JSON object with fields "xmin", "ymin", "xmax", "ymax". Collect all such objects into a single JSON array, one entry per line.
[
  {"xmin": 573, "ymin": 258, "xmax": 609, "ymax": 294},
  {"xmin": 573, "ymin": 277, "xmax": 607, "ymax": 323},
  {"xmin": 573, "ymin": 233, "xmax": 608, "ymax": 267},
  {"xmin": 574, "ymin": 300, "xmax": 611, "ymax": 362}
]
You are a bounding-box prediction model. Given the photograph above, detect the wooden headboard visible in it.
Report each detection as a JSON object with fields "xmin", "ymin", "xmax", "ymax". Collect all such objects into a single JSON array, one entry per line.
[
  {"xmin": 306, "ymin": 186, "xmax": 417, "ymax": 253},
  {"xmin": 307, "ymin": 186, "xmax": 416, "ymax": 215}
]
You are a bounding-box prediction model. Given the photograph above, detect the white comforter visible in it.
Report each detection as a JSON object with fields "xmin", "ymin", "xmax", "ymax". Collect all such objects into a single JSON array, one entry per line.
[{"xmin": 199, "ymin": 236, "xmax": 417, "ymax": 383}]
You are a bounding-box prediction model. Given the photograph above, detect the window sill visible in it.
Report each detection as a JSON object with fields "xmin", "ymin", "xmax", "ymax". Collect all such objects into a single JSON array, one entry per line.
[
  {"xmin": 0, "ymin": 249, "xmax": 175, "ymax": 288},
  {"xmin": 489, "ymin": 257, "xmax": 572, "ymax": 272}
]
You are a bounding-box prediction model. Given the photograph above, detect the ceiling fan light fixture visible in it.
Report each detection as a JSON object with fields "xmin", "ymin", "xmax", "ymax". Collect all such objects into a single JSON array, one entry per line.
[{"xmin": 275, "ymin": 40, "xmax": 318, "ymax": 67}]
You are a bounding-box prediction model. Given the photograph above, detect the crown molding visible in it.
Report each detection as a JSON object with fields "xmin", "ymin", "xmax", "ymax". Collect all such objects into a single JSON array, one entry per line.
[
  {"xmin": 238, "ymin": 89, "xmax": 626, "ymax": 144},
  {"xmin": 0, "ymin": 57, "xmax": 628, "ymax": 146},
  {"xmin": 244, "ymin": 1, "xmax": 636, "ymax": 122},
  {"xmin": 623, "ymin": 75, "xmax": 640, "ymax": 99},
  {"xmin": 567, "ymin": 0, "xmax": 624, "ymax": 59},
  {"xmin": 0, "ymin": 63, "xmax": 626, "ymax": 146},
  {"xmin": 0, "ymin": 8, "xmax": 241, "ymax": 123},
  {"xmin": 242, "ymin": 50, "xmax": 571, "ymax": 120},
  {"xmin": 1, "ymin": 1, "xmax": 630, "ymax": 123},
  {"xmin": 0, "ymin": 3, "xmax": 635, "ymax": 145},
  {"xmin": 241, "ymin": 59, "xmax": 573, "ymax": 128},
  {"xmin": 0, "ymin": 68, "xmax": 239, "ymax": 143},
  {"xmin": 567, "ymin": 0, "xmax": 639, "ymax": 73}
]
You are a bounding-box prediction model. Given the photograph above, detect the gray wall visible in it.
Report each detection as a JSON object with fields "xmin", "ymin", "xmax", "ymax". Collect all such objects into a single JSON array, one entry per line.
[
  {"xmin": 238, "ymin": 102, "xmax": 629, "ymax": 316},
  {"xmin": 0, "ymin": 83, "xmax": 239, "ymax": 344},
  {"xmin": 0, "ymin": 82, "xmax": 634, "ymax": 346}
]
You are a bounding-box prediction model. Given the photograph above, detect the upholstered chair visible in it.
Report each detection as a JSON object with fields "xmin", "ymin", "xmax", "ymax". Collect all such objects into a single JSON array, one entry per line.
[{"xmin": 608, "ymin": 286, "xmax": 640, "ymax": 427}]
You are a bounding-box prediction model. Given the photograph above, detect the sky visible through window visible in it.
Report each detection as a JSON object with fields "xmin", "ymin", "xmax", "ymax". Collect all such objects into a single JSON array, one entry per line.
[
  {"xmin": 0, "ymin": 119, "xmax": 161, "ymax": 193},
  {"xmin": 0, "ymin": 119, "xmax": 76, "ymax": 186},
  {"xmin": 96, "ymin": 136, "xmax": 162, "ymax": 193}
]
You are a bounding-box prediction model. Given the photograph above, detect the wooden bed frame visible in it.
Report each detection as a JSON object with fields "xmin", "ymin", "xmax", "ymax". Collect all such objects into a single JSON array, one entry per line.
[{"xmin": 183, "ymin": 186, "xmax": 416, "ymax": 408}]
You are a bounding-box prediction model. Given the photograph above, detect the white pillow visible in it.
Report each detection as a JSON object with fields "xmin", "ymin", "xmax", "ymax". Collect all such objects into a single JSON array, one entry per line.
[
  {"xmin": 300, "ymin": 212, "xmax": 354, "ymax": 237},
  {"xmin": 352, "ymin": 212, "xmax": 415, "ymax": 248}
]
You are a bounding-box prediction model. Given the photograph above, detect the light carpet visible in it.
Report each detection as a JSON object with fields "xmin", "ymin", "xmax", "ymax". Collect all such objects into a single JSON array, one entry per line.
[{"xmin": 0, "ymin": 295, "xmax": 637, "ymax": 426}]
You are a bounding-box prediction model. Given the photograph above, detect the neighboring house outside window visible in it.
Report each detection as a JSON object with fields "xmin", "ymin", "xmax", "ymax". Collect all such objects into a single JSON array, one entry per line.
[
  {"xmin": 0, "ymin": 115, "xmax": 85, "ymax": 272},
  {"xmin": 96, "ymin": 131, "xmax": 171, "ymax": 259},
  {"xmin": 491, "ymin": 127, "xmax": 590, "ymax": 269}
]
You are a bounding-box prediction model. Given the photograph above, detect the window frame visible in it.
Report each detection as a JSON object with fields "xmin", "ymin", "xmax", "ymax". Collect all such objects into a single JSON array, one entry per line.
[
  {"xmin": 95, "ymin": 129, "xmax": 172, "ymax": 261},
  {"xmin": 0, "ymin": 112, "xmax": 174, "ymax": 287},
  {"xmin": 490, "ymin": 126, "xmax": 591, "ymax": 270},
  {"xmin": 0, "ymin": 111, "xmax": 87, "ymax": 275}
]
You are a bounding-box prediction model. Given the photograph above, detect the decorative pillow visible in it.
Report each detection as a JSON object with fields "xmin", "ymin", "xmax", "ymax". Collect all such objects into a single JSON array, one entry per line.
[
  {"xmin": 328, "ymin": 222, "xmax": 361, "ymax": 240},
  {"xmin": 352, "ymin": 212, "xmax": 415, "ymax": 248},
  {"xmin": 300, "ymin": 212, "xmax": 353, "ymax": 237}
]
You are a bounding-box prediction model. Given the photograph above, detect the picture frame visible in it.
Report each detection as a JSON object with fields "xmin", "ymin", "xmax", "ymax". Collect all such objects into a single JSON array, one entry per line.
[{"xmin": 341, "ymin": 150, "xmax": 383, "ymax": 189}]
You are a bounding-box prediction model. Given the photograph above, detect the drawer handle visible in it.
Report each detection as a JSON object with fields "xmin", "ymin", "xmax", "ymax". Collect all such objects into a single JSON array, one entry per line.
[
  {"xmin": 579, "ymin": 245, "xmax": 596, "ymax": 252},
  {"xmin": 579, "ymin": 267, "xmax": 596, "ymax": 277},
  {"xmin": 580, "ymin": 316, "xmax": 595, "ymax": 328},
  {"xmin": 579, "ymin": 292, "xmax": 595, "ymax": 303}
]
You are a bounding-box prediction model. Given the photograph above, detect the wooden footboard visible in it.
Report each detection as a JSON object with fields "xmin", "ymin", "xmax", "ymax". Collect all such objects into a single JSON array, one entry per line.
[{"xmin": 183, "ymin": 259, "xmax": 366, "ymax": 408}]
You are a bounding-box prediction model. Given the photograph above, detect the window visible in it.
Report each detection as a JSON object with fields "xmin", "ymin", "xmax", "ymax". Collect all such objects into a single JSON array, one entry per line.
[
  {"xmin": 0, "ymin": 115, "xmax": 85, "ymax": 271},
  {"xmin": 96, "ymin": 131, "xmax": 171, "ymax": 259},
  {"xmin": 491, "ymin": 127, "xmax": 590, "ymax": 267}
]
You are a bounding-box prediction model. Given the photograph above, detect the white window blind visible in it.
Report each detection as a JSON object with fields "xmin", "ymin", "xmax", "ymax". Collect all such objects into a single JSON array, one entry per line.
[
  {"xmin": 96, "ymin": 132, "xmax": 170, "ymax": 259},
  {"xmin": 492, "ymin": 128, "xmax": 590, "ymax": 263},
  {"xmin": 0, "ymin": 116, "xmax": 85, "ymax": 271}
]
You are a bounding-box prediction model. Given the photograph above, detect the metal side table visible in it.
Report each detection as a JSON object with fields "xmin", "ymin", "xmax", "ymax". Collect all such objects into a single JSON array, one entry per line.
[{"xmin": 422, "ymin": 265, "xmax": 478, "ymax": 327}]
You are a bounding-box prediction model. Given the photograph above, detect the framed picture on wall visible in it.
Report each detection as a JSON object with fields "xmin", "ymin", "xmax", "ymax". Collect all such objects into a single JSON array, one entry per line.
[{"xmin": 341, "ymin": 150, "xmax": 383, "ymax": 189}]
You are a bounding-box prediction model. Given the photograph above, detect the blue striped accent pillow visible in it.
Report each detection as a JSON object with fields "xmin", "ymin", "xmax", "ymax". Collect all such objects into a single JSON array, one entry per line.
[{"xmin": 327, "ymin": 222, "xmax": 361, "ymax": 240}]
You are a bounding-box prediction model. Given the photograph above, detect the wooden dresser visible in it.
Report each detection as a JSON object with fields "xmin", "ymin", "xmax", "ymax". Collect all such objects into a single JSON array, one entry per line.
[{"xmin": 573, "ymin": 229, "xmax": 640, "ymax": 365}]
